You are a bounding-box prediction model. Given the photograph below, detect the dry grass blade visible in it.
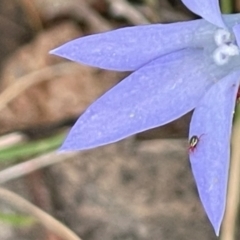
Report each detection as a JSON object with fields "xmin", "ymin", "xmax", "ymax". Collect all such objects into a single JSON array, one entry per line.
[
  {"xmin": 36, "ymin": 0, "xmax": 112, "ymax": 32},
  {"xmin": 220, "ymin": 104, "xmax": 240, "ymax": 240},
  {"xmin": 20, "ymin": 0, "xmax": 43, "ymax": 31},
  {"xmin": 0, "ymin": 62, "xmax": 77, "ymax": 113},
  {"xmin": 107, "ymin": 0, "xmax": 150, "ymax": 24},
  {"xmin": 0, "ymin": 151, "xmax": 79, "ymax": 184},
  {"xmin": 0, "ymin": 187, "xmax": 82, "ymax": 240},
  {"xmin": 0, "ymin": 132, "xmax": 26, "ymax": 148},
  {"xmin": 76, "ymin": 0, "xmax": 112, "ymax": 31}
]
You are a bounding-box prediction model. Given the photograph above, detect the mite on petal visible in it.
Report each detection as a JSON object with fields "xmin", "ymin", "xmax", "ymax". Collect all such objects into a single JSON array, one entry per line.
[
  {"xmin": 237, "ymin": 88, "xmax": 240, "ymax": 103},
  {"xmin": 50, "ymin": 0, "xmax": 240, "ymax": 236},
  {"xmin": 188, "ymin": 134, "xmax": 204, "ymax": 153},
  {"xmin": 189, "ymin": 71, "xmax": 240, "ymax": 235}
]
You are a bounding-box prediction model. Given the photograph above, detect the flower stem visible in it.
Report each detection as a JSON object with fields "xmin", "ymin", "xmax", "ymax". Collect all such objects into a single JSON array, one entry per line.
[
  {"xmin": 220, "ymin": 0, "xmax": 233, "ymax": 13},
  {"xmin": 220, "ymin": 102, "xmax": 240, "ymax": 240},
  {"xmin": 0, "ymin": 131, "xmax": 66, "ymax": 162}
]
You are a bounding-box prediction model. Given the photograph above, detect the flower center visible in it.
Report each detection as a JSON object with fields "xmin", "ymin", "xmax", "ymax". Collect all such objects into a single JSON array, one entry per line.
[{"xmin": 212, "ymin": 29, "xmax": 240, "ymax": 66}]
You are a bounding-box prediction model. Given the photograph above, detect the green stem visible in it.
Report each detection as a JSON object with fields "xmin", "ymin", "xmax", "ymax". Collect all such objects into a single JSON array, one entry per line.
[
  {"xmin": 221, "ymin": 0, "xmax": 233, "ymax": 14},
  {"xmin": 220, "ymin": 103, "xmax": 240, "ymax": 239},
  {"xmin": 0, "ymin": 132, "xmax": 66, "ymax": 162}
]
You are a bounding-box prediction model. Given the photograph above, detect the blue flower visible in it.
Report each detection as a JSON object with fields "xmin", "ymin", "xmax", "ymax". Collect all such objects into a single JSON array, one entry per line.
[{"xmin": 50, "ymin": 0, "xmax": 240, "ymax": 235}]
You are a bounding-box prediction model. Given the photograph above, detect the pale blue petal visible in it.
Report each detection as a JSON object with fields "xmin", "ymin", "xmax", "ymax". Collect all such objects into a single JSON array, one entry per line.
[
  {"xmin": 60, "ymin": 49, "xmax": 217, "ymax": 151},
  {"xmin": 182, "ymin": 0, "xmax": 226, "ymax": 28},
  {"xmin": 224, "ymin": 14, "xmax": 240, "ymax": 28},
  {"xmin": 225, "ymin": 13, "xmax": 240, "ymax": 25},
  {"xmin": 51, "ymin": 19, "xmax": 215, "ymax": 71},
  {"xmin": 189, "ymin": 71, "xmax": 240, "ymax": 235},
  {"xmin": 50, "ymin": 14, "xmax": 240, "ymax": 71},
  {"xmin": 233, "ymin": 23, "xmax": 240, "ymax": 47}
]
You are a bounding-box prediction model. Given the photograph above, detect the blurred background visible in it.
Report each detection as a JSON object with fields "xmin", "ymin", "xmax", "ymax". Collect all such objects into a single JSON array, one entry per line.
[{"xmin": 0, "ymin": 0, "xmax": 238, "ymax": 239}]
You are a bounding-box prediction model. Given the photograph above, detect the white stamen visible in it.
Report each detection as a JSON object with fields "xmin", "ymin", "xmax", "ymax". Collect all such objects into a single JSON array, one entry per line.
[
  {"xmin": 213, "ymin": 47, "xmax": 230, "ymax": 65},
  {"xmin": 224, "ymin": 43, "xmax": 240, "ymax": 56},
  {"xmin": 214, "ymin": 29, "xmax": 232, "ymax": 46},
  {"xmin": 213, "ymin": 43, "xmax": 239, "ymax": 65}
]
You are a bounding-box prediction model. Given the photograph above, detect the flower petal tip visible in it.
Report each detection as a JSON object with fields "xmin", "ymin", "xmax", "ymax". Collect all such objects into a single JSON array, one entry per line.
[
  {"xmin": 49, "ymin": 49, "xmax": 55, "ymax": 55},
  {"xmin": 58, "ymin": 140, "xmax": 77, "ymax": 152},
  {"xmin": 57, "ymin": 146, "xmax": 68, "ymax": 153},
  {"xmin": 49, "ymin": 46, "xmax": 67, "ymax": 59},
  {"xmin": 57, "ymin": 143, "xmax": 70, "ymax": 152},
  {"xmin": 214, "ymin": 224, "xmax": 220, "ymax": 237},
  {"xmin": 182, "ymin": 0, "xmax": 226, "ymax": 28},
  {"xmin": 49, "ymin": 46, "xmax": 61, "ymax": 55}
]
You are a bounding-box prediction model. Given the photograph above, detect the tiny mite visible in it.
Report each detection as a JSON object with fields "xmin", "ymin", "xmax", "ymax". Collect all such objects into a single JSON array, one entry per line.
[
  {"xmin": 189, "ymin": 135, "xmax": 203, "ymax": 153},
  {"xmin": 237, "ymin": 87, "xmax": 240, "ymax": 103}
]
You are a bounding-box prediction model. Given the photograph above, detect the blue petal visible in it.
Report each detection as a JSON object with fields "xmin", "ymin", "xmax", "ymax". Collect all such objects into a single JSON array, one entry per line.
[
  {"xmin": 189, "ymin": 71, "xmax": 240, "ymax": 235},
  {"xmin": 224, "ymin": 13, "xmax": 240, "ymax": 28},
  {"xmin": 60, "ymin": 49, "xmax": 216, "ymax": 151},
  {"xmin": 182, "ymin": 0, "xmax": 226, "ymax": 28},
  {"xmin": 50, "ymin": 19, "xmax": 215, "ymax": 71},
  {"xmin": 233, "ymin": 23, "xmax": 240, "ymax": 47}
]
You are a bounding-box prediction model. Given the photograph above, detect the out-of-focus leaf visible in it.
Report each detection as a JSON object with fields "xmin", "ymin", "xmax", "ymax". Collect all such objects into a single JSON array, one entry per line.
[
  {"xmin": 0, "ymin": 213, "xmax": 35, "ymax": 227},
  {"xmin": 0, "ymin": 132, "xmax": 66, "ymax": 162}
]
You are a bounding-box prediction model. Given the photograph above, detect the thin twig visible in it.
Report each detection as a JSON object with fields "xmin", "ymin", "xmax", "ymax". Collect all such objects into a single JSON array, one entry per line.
[
  {"xmin": 107, "ymin": 0, "xmax": 150, "ymax": 25},
  {"xmin": 76, "ymin": 0, "xmax": 112, "ymax": 31},
  {"xmin": 0, "ymin": 151, "xmax": 79, "ymax": 184},
  {"xmin": 220, "ymin": 103, "xmax": 240, "ymax": 240},
  {"xmin": 0, "ymin": 132, "xmax": 26, "ymax": 148},
  {"xmin": 20, "ymin": 0, "xmax": 43, "ymax": 31},
  {"xmin": 38, "ymin": 0, "xmax": 112, "ymax": 32},
  {"xmin": 0, "ymin": 62, "xmax": 78, "ymax": 113},
  {"xmin": 0, "ymin": 187, "xmax": 81, "ymax": 240}
]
